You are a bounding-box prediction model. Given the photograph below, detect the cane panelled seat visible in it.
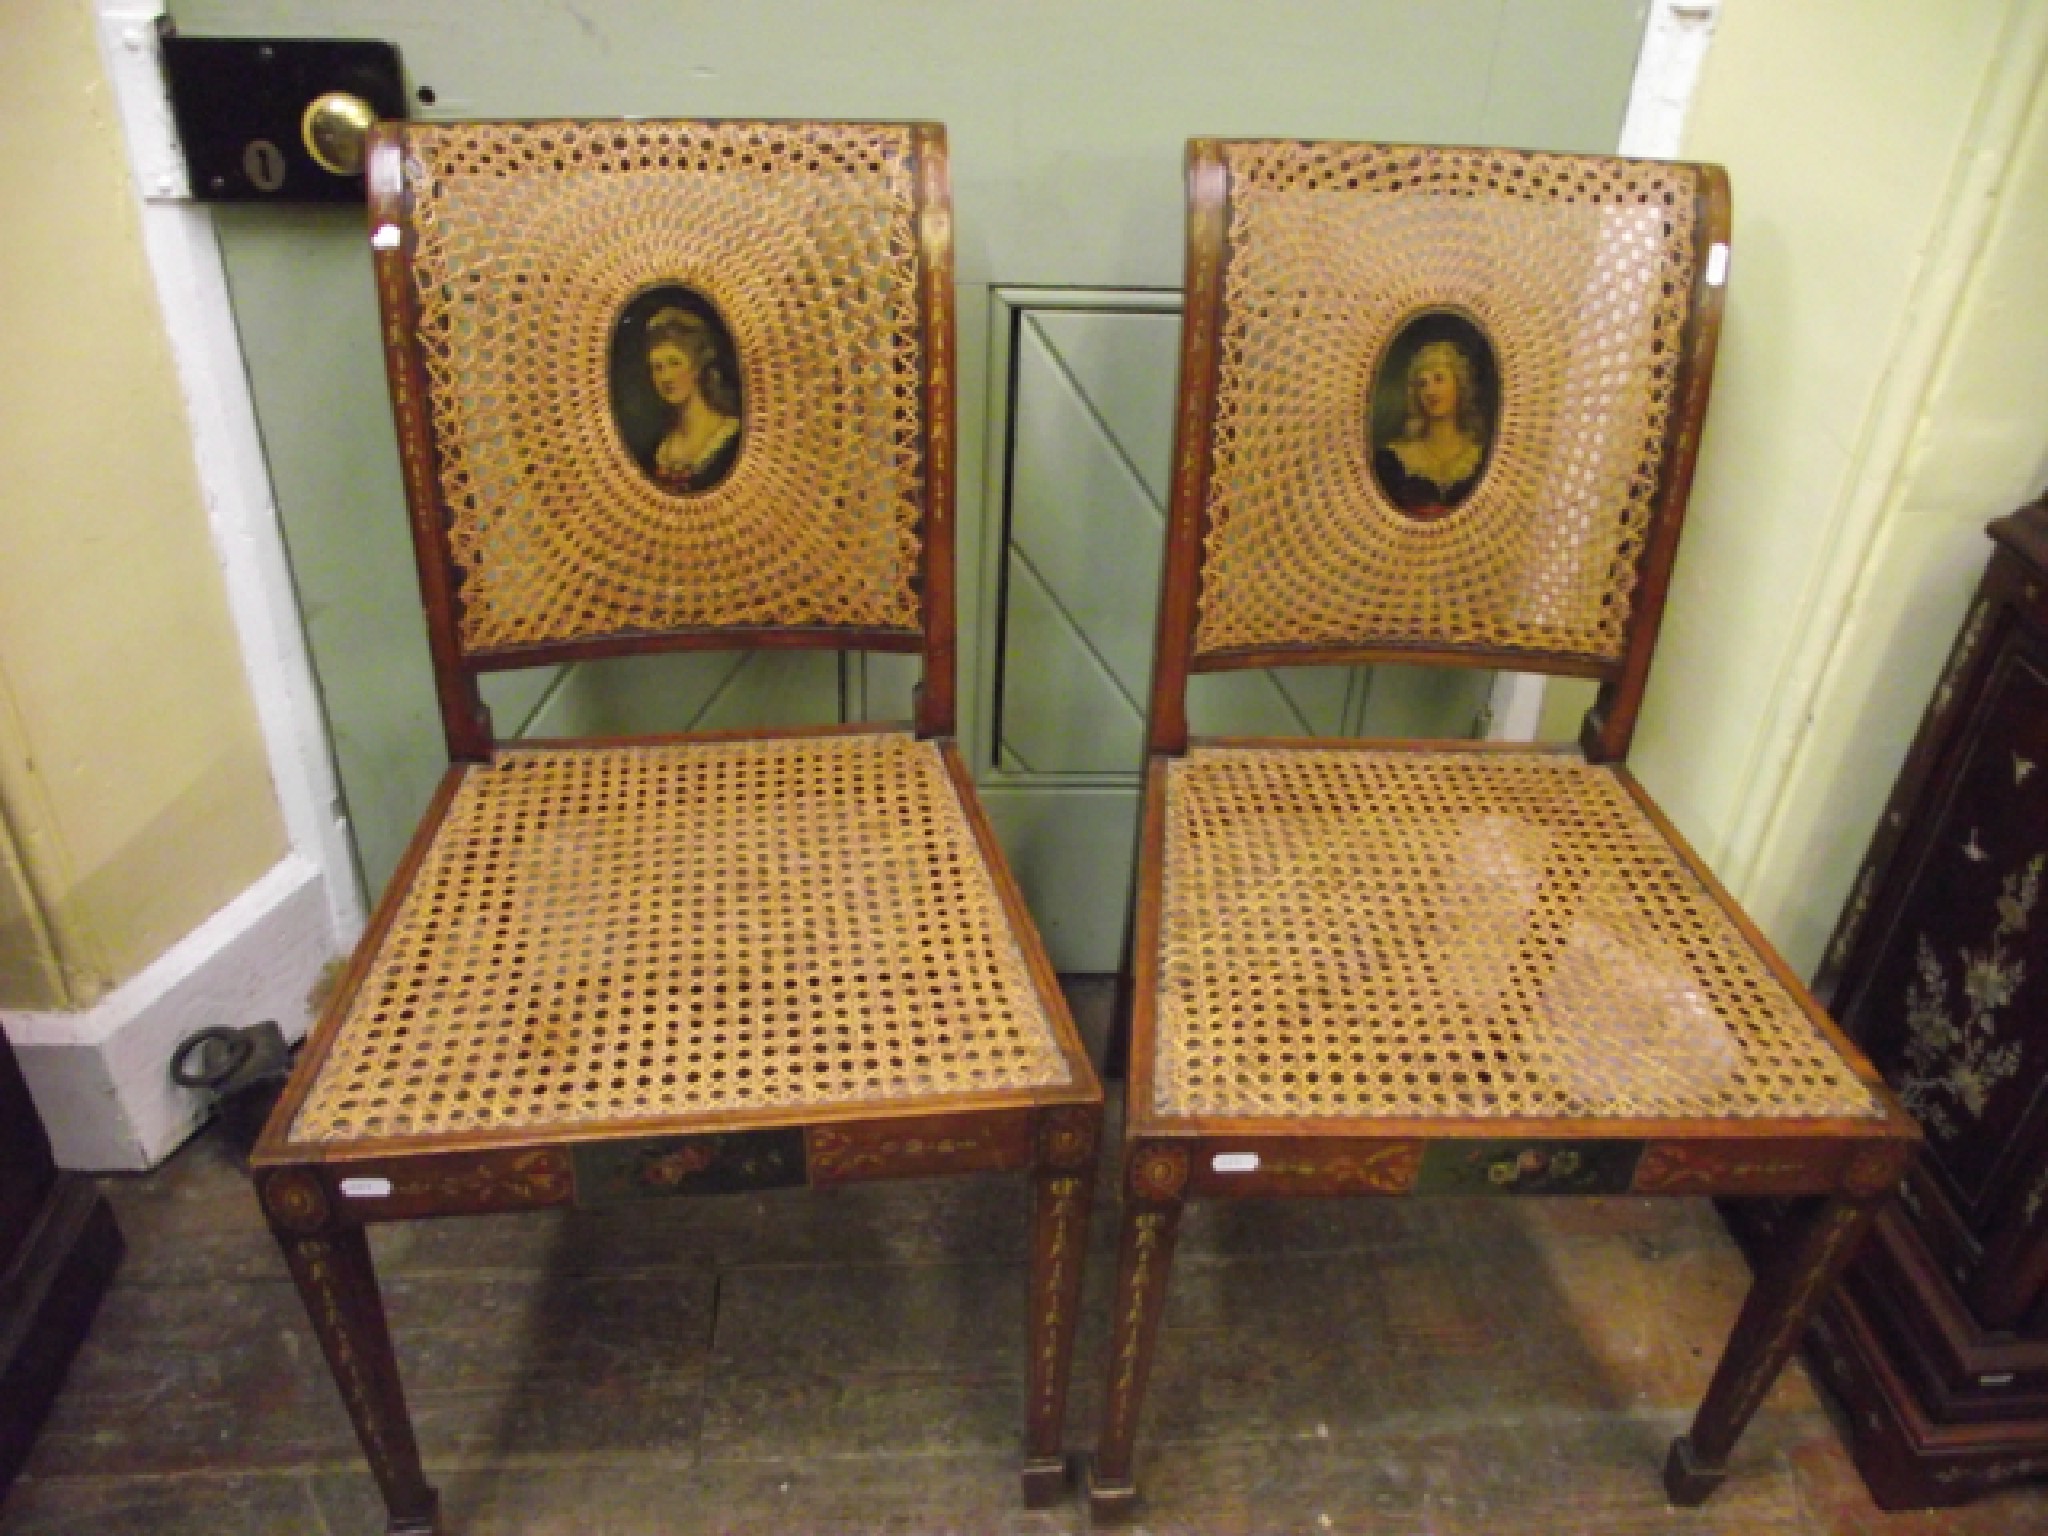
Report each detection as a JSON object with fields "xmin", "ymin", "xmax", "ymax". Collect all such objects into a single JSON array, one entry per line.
[
  {"xmin": 251, "ymin": 121, "xmax": 1101, "ymax": 1536},
  {"xmin": 1088, "ymin": 141, "xmax": 1919, "ymax": 1518}
]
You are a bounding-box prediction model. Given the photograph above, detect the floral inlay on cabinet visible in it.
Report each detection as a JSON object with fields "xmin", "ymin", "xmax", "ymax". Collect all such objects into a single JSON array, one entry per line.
[{"xmin": 1901, "ymin": 853, "xmax": 2042, "ymax": 1139}]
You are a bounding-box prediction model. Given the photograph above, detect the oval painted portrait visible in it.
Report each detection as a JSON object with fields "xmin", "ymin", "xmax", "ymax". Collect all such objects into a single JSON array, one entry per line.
[
  {"xmin": 1367, "ymin": 309, "xmax": 1499, "ymax": 520},
  {"xmin": 609, "ymin": 285, "xmax": 743, "ymax": 495}
]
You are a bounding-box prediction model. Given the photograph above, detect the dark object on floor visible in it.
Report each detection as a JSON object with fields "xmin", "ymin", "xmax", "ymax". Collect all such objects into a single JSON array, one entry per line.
[
  {"xmin": 1800, "ymin": 493, "xmax": 2048, "ymax": 1508},
  {"xmin": 248, "ymin": 119, "xmax": 1101, "ymax": 1535},
  {"xmin": 170, "ymin": 1021, "xmax": 293, "ymax": 1162},
  {"xmin": 0, "ymin": 1029, "xmax": 123, "ymax": 1497},
  {"xmin": 1087, "ymin": 139, "xmax": 1921, "ymax": 1523}
]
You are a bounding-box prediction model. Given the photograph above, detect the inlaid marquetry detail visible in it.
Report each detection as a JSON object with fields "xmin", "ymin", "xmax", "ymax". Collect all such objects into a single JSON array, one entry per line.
[
  {"xmin": 1031, "ymin": 1175, "xmax": 1086, "ymax": 1424},
  {"xmin": 1105, "ymin": 1210, "xmax": 1170, "ymax": 1443},
  {"xmin": 1174, "ymin": 144, "xmax": 1224, "ymax": 544},
  {"xmin": 294, "ymin": 1237, "xmax": 398, "ymax": 1487},
  {"xmin": 262, "ymin": 1168, "xmax": 333, "ymax": 1235},
  {"xmin": 1129, "ymin": 1144, "xmax": 1191, "ymax": 1201},
  {"xmin": 1900, "ymin": 853, "xmax": 2042, "ymax": 1142},
  {"xmin": 1037, "ymin": 1105, "xmax": 1099, "ymax": 1172},
  {"xmin": 333, "ymin": 1149, "xmax": 576, "ymax": 1219},
  {"xmin": 1633, "ymin": 1143, "xmax": 1827, "ymax": 1196},
  {"xmin": 1190, "ymin": 1141, "xmax": 1423, "ymax": 1196},
  {"xmin": 1255, "ymin": 1146, "xmax": 1423, "ymax": 1192},
  {"xmin": 1933, "ymin": 1455, "xmax": 2048, "ymax": 1487},
  {"xmin": 373, "ymin": 241, "xmax": 441, "ymax": 569},
  {"xmin": 1841, "ymin": 1142, "xmax": 1914, "ymax": 1198},
  {"xmin": 807, "ymin": 1117, "xmax": 1028, "ymax": 1186},
  {"xmin": 916, "ymin": 122, "xmax": 954, "ymax": 525}
]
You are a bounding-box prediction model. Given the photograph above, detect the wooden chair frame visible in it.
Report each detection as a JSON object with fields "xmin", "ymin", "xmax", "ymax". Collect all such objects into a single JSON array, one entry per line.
[
  {"xmin": 1088, "ymin": 139, "xmax": 1921, "ymax": 1519},
  {"xmin": 251, "ymin": 121, "xmax": 1101, "ymax": 1536}
]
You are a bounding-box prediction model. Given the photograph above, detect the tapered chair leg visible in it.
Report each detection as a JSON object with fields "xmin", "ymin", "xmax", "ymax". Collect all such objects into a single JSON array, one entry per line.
[
  {"xmin": 262, "ymin": 1171, "xmax": 440, "ymax": 1536},
  {"xmin": 1089, "ymin": 1143, "xmax": 1189, "ymax": 1522},
  {"xmin": 1022, "ymin": 1106, "xmax": 1102, "ymax": 1506},
  {"xmin": 1665, "ymin": 1193, "xmax": 1880, "ymax": 1506}
]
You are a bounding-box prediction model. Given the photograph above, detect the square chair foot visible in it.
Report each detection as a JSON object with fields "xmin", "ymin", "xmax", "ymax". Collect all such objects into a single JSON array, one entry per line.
[
  {"xmin": 1663, "ymin": 1436, "xmax": 1728, "ymax": 1507},
  {"xmin": 1021, "ymin": 1454, "xmax": 1070, "ymax": 1508},
  {"xmin": 1088, "ymin": 1468, "xmax": 1140, "ymax": 1524}
]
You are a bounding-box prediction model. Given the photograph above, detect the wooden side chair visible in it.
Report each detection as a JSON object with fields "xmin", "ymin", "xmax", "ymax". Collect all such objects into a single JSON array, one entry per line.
[
  {"xmin": 1088, "ymin": 140, "xmax": 1921, "ymax": 1518},
  {"xmin": 250, "ymin": 120, "xmax": 1102, "ymax": 1536}
]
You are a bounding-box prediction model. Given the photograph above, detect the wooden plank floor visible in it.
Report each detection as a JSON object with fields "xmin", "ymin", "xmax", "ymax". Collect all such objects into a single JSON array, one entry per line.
[{"xmin": 5, "ymin": 980, "xmax": 2044, "ymax": 1535}]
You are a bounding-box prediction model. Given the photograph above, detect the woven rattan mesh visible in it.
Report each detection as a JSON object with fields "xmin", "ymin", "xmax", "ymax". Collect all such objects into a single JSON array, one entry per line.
[
  {"xmin": 1193, "ymin": 144, "xmax": 1699, "ymax": 663},
  {"xmin": 405, "ymin": 121, "xmax": 926, "ymax": 653},
  {"xmin": 1153, "ymin": 748, "xmax": 1879, "ymax": 1122},
  {"xmin": 290, "ymin": 735, "xmax": 1069, "ymax": 1144}
]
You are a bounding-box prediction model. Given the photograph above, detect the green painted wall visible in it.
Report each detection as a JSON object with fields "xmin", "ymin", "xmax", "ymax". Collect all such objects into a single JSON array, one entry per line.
[
  {"xmin": 1704, "ymin": 0, "xmax": 2048, "ymax": 974},
  {"xmin": 1634, "ymin": 0, "xmax": 2048, "ymax": 975}
]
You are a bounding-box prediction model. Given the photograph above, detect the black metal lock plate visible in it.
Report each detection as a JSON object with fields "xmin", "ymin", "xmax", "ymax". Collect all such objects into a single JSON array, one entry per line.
[{"xmin": 158, "ymin": 27, "xmax": 405, "ymax": 203}]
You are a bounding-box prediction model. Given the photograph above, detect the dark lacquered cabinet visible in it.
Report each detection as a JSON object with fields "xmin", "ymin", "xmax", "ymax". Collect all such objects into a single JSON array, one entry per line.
[
  {"xmin": 0, "ymin": 1031, "xmax": 121, "ymax": 1493},
  {"xmin": 1807, "ymin": 495, "xmax": 2048, "ymax": 1506}
]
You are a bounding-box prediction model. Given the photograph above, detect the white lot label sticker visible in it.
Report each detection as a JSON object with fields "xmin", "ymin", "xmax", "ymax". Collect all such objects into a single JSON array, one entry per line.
[
  {"xmin": 1211, "ymin": 1152, "xmax": 1260, "ymax": 1174},
  {"xmin": 1705, "ymin": 243, "xmax": 1730, "ymax": 286},
  {"xmin": 339, "ymin": 1177, "xmax": 394, "ymax": 1199}
]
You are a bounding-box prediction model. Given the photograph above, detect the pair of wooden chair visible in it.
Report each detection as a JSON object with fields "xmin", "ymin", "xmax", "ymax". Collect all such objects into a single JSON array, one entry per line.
[{"xmin": 252, "ymin": 120, "xmax": 1917, "ymax": 1535}]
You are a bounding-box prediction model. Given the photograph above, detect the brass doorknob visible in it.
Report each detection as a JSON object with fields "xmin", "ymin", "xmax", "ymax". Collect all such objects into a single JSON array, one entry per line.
[{"xmin": 301, "ymin": 91, "xmax": 377, "ymax": 177}]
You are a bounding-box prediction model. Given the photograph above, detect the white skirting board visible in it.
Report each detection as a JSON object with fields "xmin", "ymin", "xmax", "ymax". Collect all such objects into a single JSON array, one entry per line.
[{"xmin": 2, "ymin": 857, "xmax": 337, "ymax": 1171}]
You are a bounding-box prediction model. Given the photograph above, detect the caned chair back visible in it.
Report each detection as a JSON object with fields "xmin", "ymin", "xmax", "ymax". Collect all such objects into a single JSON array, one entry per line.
[
  {"xmin": 369, "ymin": 120, "xmax": 958, "ymax": 754},
  {"xmin": 1150, "ymin": 141, "xmax": 1729, "ymax": 759}
]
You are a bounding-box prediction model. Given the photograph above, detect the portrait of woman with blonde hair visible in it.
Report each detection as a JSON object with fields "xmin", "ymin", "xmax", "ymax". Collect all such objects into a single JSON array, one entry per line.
[{"xmin": 1370, "ymin": 327, "xmax": 1494, "ymax": 519}]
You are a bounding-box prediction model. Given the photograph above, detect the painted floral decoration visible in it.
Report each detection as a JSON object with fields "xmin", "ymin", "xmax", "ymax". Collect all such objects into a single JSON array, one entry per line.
[{"xmin": 1900, "ymin": 853, "xmax": 2042, "ymax": 1139}]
